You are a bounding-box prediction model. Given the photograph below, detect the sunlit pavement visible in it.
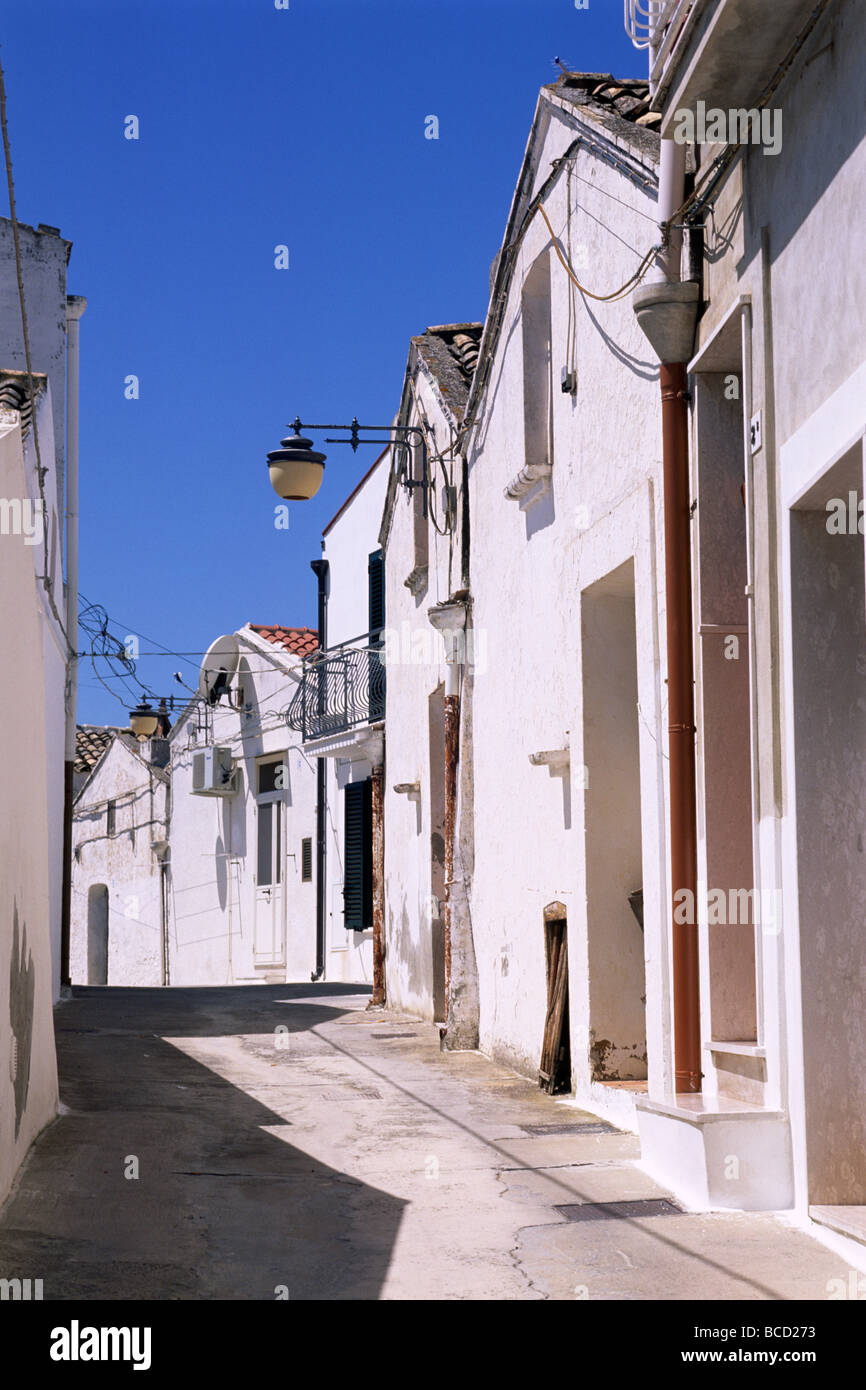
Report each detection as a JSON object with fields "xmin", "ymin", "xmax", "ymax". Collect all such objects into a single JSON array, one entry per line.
[{"xmin": 0, "ymin": 984, "xmax": 850, "ymax": 1300}]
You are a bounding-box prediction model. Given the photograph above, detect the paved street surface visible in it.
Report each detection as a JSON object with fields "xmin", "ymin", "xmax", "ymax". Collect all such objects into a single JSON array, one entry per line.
[{"xmin": 0, "ymin": 984, "xmax": 850, "ymax": 1300}]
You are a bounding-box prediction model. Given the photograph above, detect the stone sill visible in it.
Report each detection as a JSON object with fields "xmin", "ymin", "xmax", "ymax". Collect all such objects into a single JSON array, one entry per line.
[
  {"xmin": 706, "ymin": 1040, "xmax": 767, "ymax": 1060},
  {"xmin": 635, "ymin": 1093, "xmax": 784, "ymax": 1127}
]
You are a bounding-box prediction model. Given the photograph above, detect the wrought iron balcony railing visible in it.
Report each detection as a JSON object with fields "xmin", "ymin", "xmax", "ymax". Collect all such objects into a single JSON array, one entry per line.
[{"xmin": 286, "ymin": 632, "xmax": 385, "ymax": 741}]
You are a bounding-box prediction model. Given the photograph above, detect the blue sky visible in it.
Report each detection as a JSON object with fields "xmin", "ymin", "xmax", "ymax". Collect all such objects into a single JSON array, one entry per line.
[{"xmin": 2, "ymin": 0, "xmax": 642, "ymax": 725}]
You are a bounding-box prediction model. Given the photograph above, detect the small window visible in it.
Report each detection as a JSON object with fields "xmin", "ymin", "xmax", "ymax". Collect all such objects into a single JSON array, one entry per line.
[
  {"xmin": 344, "ymin": 778, "xmax": 373, "ymax": 931},
  {"xmin": 258, "ymin": 758, "xmax": 286, "ymax": 796},
  {"xmin": 368, "ymin": 549, "xmax": 385, "ymax": 636},
  {"xmin": 106, "ymin": 800, "xmax": 116, "ymax": 837},
  {"xmin": 301, "ymin": 837, "xmax": 313, "ymax": 882}
]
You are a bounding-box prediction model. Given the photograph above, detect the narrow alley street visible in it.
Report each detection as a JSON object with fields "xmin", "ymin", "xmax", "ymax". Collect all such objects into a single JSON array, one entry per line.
[{"xmin": 0, "ymin": 985, "xmax": 848, "ymax": 1301}]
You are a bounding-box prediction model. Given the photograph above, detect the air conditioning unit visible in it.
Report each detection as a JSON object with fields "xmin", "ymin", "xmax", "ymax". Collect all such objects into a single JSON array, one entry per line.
[{"xmin": 191, "ymin": 745, "xmax": 237, "ymax": 796}]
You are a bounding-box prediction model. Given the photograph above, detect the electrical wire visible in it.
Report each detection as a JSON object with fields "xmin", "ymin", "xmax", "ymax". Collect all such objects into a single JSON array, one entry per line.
[{"xmin": 537, "ymin": 202, "xmax": 658, "ymax": 302}]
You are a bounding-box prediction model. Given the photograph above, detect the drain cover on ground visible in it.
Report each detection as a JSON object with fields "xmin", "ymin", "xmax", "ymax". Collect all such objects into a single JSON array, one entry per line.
[
  {"xmin": 370, "ymin": 1032, "xmax": 419, "ymax": 1039},
  {"xmin": 555, "ymin": 1198, "xmax": 681, "ymax": 1221},
  {"xmin": 521, "ymin": 1122, "xmax": 617, "ymax": 1136}
]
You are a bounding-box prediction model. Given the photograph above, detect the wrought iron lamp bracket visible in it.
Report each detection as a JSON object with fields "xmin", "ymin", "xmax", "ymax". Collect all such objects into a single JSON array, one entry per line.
[{"xmin": 290, "ymin": 417, "xmax": 428, "ymax": 516}]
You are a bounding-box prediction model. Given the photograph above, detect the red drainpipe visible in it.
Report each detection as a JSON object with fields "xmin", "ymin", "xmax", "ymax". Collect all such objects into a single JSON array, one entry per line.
[{"xmin": 661, "ymin": 360, "xmax": 701, "ymax": 1093}]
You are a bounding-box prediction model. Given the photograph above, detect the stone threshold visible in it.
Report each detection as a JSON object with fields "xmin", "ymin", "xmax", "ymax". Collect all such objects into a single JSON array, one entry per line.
[{"xmin": 810, "ymin": 1206, "xmax": 866, "ymax": 1247}]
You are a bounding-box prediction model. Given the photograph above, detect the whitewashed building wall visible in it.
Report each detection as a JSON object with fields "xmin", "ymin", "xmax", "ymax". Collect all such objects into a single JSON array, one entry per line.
[
  {"xmin": 167, "ymin": 626, "xmax": 318, "ymax": 986},
  {"xmin": 464, "ymin": 81, "xmax": 666, "ymax": 1122},
  {"xmin": 70, "ymin": 736, "xmax": 167, "ymax": 986},
  {"xmin": 312, "ymin": 452, "xmax": 389, "ymax": 985}
]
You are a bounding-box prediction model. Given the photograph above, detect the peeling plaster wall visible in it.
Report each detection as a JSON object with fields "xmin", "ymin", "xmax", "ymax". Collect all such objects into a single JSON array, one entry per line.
[
  {"xmin": 466, "ymin": 102, "xmax": 666, "ymax": 1091},
  {"xmin": 70, "ymin": 739, "xmax": 166, "ymax": 986},
  {"xmin": 381, "ymin": 367, "xmax": 458, "ymax": 1019},
  {"xmin": 167, "ymin": 640, "xmax": 317, "ymax": 986},
  {"xmin": 0, "ymin": 417, "xmax": 59, "ymax": 1206}
]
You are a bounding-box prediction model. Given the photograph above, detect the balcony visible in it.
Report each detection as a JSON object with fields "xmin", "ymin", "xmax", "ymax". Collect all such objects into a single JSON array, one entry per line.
[
  {"xmin": 626, "ymin": 0, "xmax": 823, "ymax": 130},
  {"xmin": 286, "ymin": 633, "xmax": 385, "ymax": 742}
]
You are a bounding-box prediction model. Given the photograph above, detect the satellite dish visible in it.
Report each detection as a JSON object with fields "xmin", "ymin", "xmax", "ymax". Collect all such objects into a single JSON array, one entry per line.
[{"xmin": 198, "ymin": 634, "xmax": 240, "ymax": 705}]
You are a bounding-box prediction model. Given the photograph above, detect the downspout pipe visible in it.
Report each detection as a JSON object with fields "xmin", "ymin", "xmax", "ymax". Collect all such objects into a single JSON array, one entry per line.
[
  {"xmin": 633, "ymin": 138, "xmax": 701, "ymax": 1093},
  {"xmin": 310, "ymin": 554, "xmax": 329, "ymax": 982},
  {"xmin": 60, "ymin": 294, "xmax": 86, "ymax": 990},
  {"xmin": 740, "ymin": 300, "xmax": 764, "ymax": 1036}
]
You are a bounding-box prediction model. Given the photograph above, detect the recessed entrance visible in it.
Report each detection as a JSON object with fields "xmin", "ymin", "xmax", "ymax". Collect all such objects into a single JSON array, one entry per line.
[
  {"xmin": 791, "ymin": 442, "xmax": 866, "ymax": 1204},
  {"xmin": 87, "ymin": 883, "xmax": 109, "ymax": 985},
  {"xmin": 581, "ymin": 559, "xmax": 647, "ymax": 1081},
  {"xmin": 539, "ymin": 902, "xmax": 570, "ymax": 1094}
]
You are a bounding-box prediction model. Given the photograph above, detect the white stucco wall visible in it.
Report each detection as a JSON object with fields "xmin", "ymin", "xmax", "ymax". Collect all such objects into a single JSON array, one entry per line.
[
  {"xmin": 167, "ymin": 629, "xmax": 318, "ymax": 986},
  {"xmin": 70, "ymin": 737, "xmax": 167, "ymax": 987},
  {"xmin": 0, "ymin": 219, "xmax": 70, "ymax": 513},
  {"xmin": 313, "ymin": 452, "xmax": 389, "ymax": 985},
  {"xmin": 322, "ymin": 451, "xmax": 390, "ymax": 647},
  {"xmin": 465, "ymin": 95, "xmax": 666, "ymax": 1097},
  {"xmin": 381, "ymin": 361, "xmax": 461, "ymax": 1020},
  {"xmin": 0, "ymin": 412, "xmax": 59, "ymax": 1205},
  {"xmin": 374, "ymin": 91, "xmax": 669, "ymax": 1106}
]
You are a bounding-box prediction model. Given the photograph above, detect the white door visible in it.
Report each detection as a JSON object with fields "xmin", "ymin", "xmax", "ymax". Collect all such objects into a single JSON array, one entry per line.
[{"xmin": 254, "ymin": 760, "xmax": 286, "ymax": 965}]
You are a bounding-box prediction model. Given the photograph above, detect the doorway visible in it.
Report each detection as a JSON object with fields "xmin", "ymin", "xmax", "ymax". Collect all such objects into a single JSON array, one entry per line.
[
  {"xmin": 87, "ymin": 883, "xmax": 109, "ymax": 985},
  {"xmin": 581, "ymin": 560, "xmax": 647, "ymax": 1081},
  {"xmin": 254, "ymin": 757, "xmax": 286, "ymax": 966},
  {"xmin": 790, "ymin": 443, "xmax": 866, "ymax": 1204},
  {"xmin": 539, "ymin": 903, "xmax": 570, "ymax": 1094}
]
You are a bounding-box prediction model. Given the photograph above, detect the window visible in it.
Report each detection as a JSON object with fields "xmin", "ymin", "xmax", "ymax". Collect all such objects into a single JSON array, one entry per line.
[
  {"xmin": 301, "ymin": 836, "xmax": 313, "ymax": 882},
  {"xmin": 106, "ymin": 800, "xmax": 116, "ymax": 837},
  {"xmin": 258, "ymin": 758, "xmax": 286, "ymax": 795},
  {"xmin": 257, "ymin": 802, "xmax": 281, "ymax": 886},
  {"xmin": 343, "ymin": 778, "xmax": 372, "ymax": 931},
  {"xmin": 256, "ymin": 756, "xmax": 286, "ymax": 888},
  {"xmin": 368, "ymin": 549, "xmax": 385, "ymax": 637},
  {"xmin": 521, "ymin": 251, "xmax": 552, "ymax": 473}
]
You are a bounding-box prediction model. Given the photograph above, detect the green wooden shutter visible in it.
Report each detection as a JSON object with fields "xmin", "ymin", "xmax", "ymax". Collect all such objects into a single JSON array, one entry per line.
[
  {"xmin": 301, "ymin": 837, "xmax": 313, "ymax": 882},
  {"xmin": 368, "ymin": 549, "xmax": 385, "ymax": 636},
  {"xmin": 344, "ymin": 779, "xmax": 373, "ymax": 931}
]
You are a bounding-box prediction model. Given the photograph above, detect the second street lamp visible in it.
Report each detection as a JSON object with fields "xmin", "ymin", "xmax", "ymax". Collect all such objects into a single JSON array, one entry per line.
[{"xmin": 129, "ymin": 700, "xmax": 159, "ymax": 740}]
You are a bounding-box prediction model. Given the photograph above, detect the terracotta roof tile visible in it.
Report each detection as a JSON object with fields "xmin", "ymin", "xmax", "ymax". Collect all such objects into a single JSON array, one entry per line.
[
  {"xmin": 74, "ymin": 725, "xmax": 135, "ymax": 776},
  {"xmin": 412, "ymin": 323, "xmax": 484, "ymax": 421},
  {"xmin": 247, "ymin": 625, "xmax": 319, "ymax": 658}
]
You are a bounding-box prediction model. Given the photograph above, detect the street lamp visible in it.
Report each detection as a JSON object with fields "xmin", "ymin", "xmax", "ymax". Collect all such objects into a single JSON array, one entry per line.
[
  {"xmin": 128, "ymin": 695, "xmax": 187, "ymax": 740},
  {"xmin": 267, "ymin": 423, "xmax": 328, "ymax": 501},
  {"xmin": 266, "ymin": 416, "xmax": 428, "ymax": 512},
  {"xmin": 129, "ymin": 700, "xmax": 159, "ymax": 740}
]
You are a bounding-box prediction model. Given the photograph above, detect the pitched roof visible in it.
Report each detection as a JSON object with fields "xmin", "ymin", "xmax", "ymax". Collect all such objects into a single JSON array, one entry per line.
[
  {"xmin": 246, "ymin": 625, "xmax": 319, "ymax": 658},
  {"xmin": 75, "ymin": 725, "xmax": 135, "ymax": 777},
  {"xmin": 462, "ymin": 71, "xmax": 666, "ymax": 442},
  {"xmin": 410, "ymin": 324, "xmax": 484, "ymax": 424},
  {"xmin": 545, "ymin": 73, "xmax": 661, "ymax": 157}
]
